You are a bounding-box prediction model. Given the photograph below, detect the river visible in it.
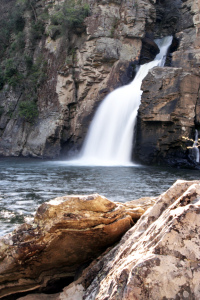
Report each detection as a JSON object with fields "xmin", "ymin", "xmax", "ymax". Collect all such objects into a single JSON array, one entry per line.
[{"xmin": 0, "ymin": 157, "xmax": 199, "ymax": 236}]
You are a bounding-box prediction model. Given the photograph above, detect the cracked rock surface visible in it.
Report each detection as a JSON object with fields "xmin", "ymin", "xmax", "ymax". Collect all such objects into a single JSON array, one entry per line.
[
  {"xmin": 55, "ymin": 180, "xmax": 200, "ymax": 300},
  {"xmin": 0, "ymin": 194, "xmax": 134, "ymax": 298}
]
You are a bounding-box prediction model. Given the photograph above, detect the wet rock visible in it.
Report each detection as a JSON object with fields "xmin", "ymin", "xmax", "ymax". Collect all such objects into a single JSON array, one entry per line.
[
  {"xmin": 135, "ymin": 67, "xmax": 200, "ymax": 167},
  {"xmin": 0, "ymin": 194, "xmax": 133, "ymax": 299},
  {"xmin": 134, "ymin": 0, "xmax": 200, "ymax": 168},
  {"xmin": 139, "ymin": 37, "xmax": 160, "ymax": 64},
  {"xmin": 58, "ymin": 180, "xmax": 200, "ymax": 300}
]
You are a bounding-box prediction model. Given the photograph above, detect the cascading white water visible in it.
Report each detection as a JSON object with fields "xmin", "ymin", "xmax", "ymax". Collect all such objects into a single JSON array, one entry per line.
[
  {"xmin": 73, "ymin": 36, "xmax": 172, "ymax": 166},
  {"xmin": 193, "ymin": 129, "xmax": 200, "ymax": 163}
]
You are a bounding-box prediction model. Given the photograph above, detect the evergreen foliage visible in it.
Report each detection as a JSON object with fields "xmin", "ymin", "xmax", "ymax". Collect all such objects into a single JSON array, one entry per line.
[
  {"xmin": 18, "ymin": 100, "xmax": 38, "ymax": 123},
  {"xmin": 0, "ymin": 0, "xmax": 90, "ymax": 124},
  {"xmin": 49, "ymin": 0, "xmax": 90, "ymax": 38}
]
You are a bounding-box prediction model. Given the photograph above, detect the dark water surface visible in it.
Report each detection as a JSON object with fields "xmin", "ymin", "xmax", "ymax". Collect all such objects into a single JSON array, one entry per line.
[{"xmin": 0, "ymin": 157, "xmax": 199, "ymax": 236}]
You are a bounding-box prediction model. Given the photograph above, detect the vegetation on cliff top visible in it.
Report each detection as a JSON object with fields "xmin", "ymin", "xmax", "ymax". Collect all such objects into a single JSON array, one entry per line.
[{"xmin": 0, "ymin": 0, "xmax": 90, "ymax": 123}]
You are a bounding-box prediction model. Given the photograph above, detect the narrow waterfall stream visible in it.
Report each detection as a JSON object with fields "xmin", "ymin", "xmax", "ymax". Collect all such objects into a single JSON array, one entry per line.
[
  {"xmin": 193, "ymin": 129, "xmax": 200, "ymax": 163},
  {"xmin": 69, "ymin": 36, "xmax": 172, "ymax": 166}
]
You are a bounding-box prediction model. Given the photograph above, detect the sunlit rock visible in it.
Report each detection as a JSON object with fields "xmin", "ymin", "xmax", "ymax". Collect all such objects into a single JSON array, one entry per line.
[
  {"xmin": 59, "ymin": 180, "xmax": 200, "ymax": 299},
  {"xmin": 0, "ymin": 194, "xmax": 133, "ymax": 298}
]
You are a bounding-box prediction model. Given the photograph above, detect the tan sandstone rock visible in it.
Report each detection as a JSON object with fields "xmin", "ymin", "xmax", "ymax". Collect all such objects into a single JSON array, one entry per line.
[
  {"xmin": 58, "ymin": 180, "xmax": 200, "ymax": 300},
  {"xmin": 0, "ymin": 194, "xmax": 133, "ymax": 298}
]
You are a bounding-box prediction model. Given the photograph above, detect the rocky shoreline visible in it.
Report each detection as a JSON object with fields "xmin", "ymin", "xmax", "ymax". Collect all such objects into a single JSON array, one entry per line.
[{"xmin": 0, "ymin": 180, "xmax": 200, "ymax": 299}]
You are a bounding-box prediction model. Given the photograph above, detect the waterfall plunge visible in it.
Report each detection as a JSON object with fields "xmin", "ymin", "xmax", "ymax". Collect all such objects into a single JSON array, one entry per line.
[{"xmin": 70, "ymin": 36, "xmax": 172, "ymax": 166}]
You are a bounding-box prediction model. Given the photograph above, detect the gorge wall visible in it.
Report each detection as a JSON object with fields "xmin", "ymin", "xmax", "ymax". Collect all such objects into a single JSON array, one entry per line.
[
  {"xmin": 135, "ymin": 0, "xmax": 200, "ymax": 168},
  {"xmin": 0, "ymin": 0, "xmax": 199, "ymax": 168}
]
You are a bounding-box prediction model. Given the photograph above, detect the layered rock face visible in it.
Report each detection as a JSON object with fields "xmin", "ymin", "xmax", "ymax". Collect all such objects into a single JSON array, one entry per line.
[
  {"xmin": 135, "ymin": 67, "xmax": 200, "ymax": 167},
  {"xmin": 0, "ymin": 0, "xmax": 156, "ymax": 158},
  {"xmin": 0, "ymin": 194, "xmax": 134, "ymax": 298},
  {"xmin": 56, "ymin": 180, "xmax": 200, "ymax": 300},
  {"xmin": 135, "ymin": 0, "xmax": 200, "ymax": 167}
]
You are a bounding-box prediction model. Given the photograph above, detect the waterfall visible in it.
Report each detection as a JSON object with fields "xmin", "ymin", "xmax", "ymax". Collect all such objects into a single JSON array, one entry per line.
[
  {"xmin": 193, "ymin": 129, "xmax": 200, "ymax": 163},
  {"xmin": 70, "ymin": 36, "xmax": 172, "ymax": 166}
]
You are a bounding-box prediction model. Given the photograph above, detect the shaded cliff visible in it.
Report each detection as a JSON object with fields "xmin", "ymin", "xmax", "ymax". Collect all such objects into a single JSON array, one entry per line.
[
  {"xmin": 0, "ymin": 0, "xmax": 199, "ymax": 168},
  {"xmin": 134, "ymin": 0, "xmax": 200, "ymax": 168}
]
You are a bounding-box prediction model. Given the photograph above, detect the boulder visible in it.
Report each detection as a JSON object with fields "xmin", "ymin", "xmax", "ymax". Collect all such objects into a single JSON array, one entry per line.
[
  {"xmin": 0, "ymin": 194, "xmax": 133, "ymax": 298},
  {"xmin": 58, "ymin": 180, "xmax": 200, "ymax": 299},
  {"xmin": 118, "ymin": 196, "xmax": 157, "ymax": 222}
]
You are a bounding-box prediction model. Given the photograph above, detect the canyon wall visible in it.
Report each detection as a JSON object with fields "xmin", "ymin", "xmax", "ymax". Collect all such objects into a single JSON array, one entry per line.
[
  {"xmin": 0, "ymin": 0, "xmax": 199, "ymax": 167},
  {"xmin": 135, "ymin": 0, "xmax": 200, "ymax": 168},
  {"xmin": 0, "ymin": 0, "xmax": 155, "ymax": 158}
]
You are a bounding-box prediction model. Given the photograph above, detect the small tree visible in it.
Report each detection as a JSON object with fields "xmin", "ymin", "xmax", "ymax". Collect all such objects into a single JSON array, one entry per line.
[{"xmin": 18, "ymin": 100, "xmax": 38, "ymax": 123}]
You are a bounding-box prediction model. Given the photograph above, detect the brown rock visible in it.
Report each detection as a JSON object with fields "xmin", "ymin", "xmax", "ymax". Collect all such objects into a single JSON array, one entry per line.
[
  {"xmin": 119, "ymin": 197, "xmax": 157, "ymax": 222},
  {"xmin": 0, "ymin": 0, "xmax": 156, "ymax": 158},
  {"xmin": 59, "ymin": 180, "xmax": 200, "ymax": 300},
  {"xmin": 0, "ymin": 194, "xmax": 133, "ymax": 298},
  {"xmin": 135, "ymin": 67, "xmax": 200, "ymax": 167}
]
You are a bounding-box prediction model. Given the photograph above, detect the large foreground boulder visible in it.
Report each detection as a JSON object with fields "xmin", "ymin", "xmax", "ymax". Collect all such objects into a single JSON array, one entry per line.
[
  {"xmin": 57, "ymin": 180, "xmax": 200, "ymax": 299},
  {"xmin": 0, "ymin": 194, "xmax": 134, "ymax": 298}
]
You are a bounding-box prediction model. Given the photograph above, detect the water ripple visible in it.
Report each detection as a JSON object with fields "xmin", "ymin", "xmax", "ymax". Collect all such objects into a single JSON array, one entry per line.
[{"xmin": 0, "ymin": 157, "xmax": 199, "ymax": 236}]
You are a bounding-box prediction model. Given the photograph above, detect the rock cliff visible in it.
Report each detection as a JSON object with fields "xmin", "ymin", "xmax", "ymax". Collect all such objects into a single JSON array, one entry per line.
[
  {"xmin": 135, "ymin": 0, "xmax": 200, "ymax": 168},
  {"xmin": 0, "ymin": 0, "xmax": 199, "ymax": 167},
  {"xmin": 0, "ymin": 0, "xmax": 155, "ymax": 158}
]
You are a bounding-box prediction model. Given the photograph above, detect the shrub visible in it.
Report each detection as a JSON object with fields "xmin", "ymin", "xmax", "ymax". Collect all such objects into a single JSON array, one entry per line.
[
  {"xmin": 18, "ymin": 100, "xmax": 38, "ymax": 123},
  {"xmin": 30, "ymin": 19, "xmax": 46, "ymax": 43},
  {"xmin": 10, "ymin": 32, "xmax": 26, "ymax": 52},
  {"xmin": 3, "ymin": 58, "xmax": 24, "ymax": 87},
  {"xmin": 4, "ymin": 59, "xmax": 18, "ymax": 83},
  {"xmin": 0, "ymin": 4, "xmax": 26, "ymax": 56},
  {"xmin": 29, "ymin": 55, "xmax": 47, "ymax": 87},
  {"xmin": 25, "ymin": 56, "xmax": 33, "ymax": 70},
  {"xmin": 50, "ymin": 0, "xmax": 90, "ymax": 37}
]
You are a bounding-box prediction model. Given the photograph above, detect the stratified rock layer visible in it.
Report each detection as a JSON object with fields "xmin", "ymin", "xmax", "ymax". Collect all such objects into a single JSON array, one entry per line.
[
  {"xmin": 0, "ymin": 194, "xmax": 133, "ymax": 298},
  {"xmin": 59, "ymin": 180, "xmax": 200, "ymax": 300},
  {"xmin": 135, "ymin": 0, "xmax": 200, "ymax": 167},
  {"xmin": 136, "ymin": 67, "xmax": 200, "ymax": 167},
  {"xmin": 0, "ymin": 0, "xmax": 156, "ymax": 158}
]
